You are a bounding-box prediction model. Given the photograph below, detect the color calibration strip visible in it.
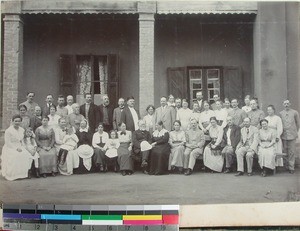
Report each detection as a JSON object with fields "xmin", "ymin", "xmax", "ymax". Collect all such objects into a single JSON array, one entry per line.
[{"xmin": 2, "ymin": 204, "xmax": 179, "ymax": 231}]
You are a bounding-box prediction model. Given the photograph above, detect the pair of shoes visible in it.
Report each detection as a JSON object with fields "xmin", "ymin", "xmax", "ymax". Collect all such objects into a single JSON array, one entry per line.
[
  {"xmin": 121, "ymin": 171, "xmax": 126, "ymax": 176},
  {"xmin": 223, "ymin": 168, "xmax": 230, "ymax": 174},
  {"xmin": 35, "ymin": 168, "xmax": 40, "ymax": 178},
  {"xmin": 51, "ymin": 172, "xmax": 56, "ymax": 177},
  {"xmin": 170, "ymin": 165, "xmax": 176, "ymax": 171},
  {"xmin": 99, "ymin": 165, "xmax": 104, "ymax": 172},
  {"xmin": 235, "ymin": 172, "xmax": 244, "ymax": 176},
  {"xmin": 247, "ymin": 172, "xmax": 253, "ymax": 176},
  {"xmin": 42, "ymin": 174, "xmax": 47, "ymax": 178},
  {"xmin": 184, "ymin": 169, "xmax": 192, "ymax": 176},
  {"xmin": 289, "ymin": 170, "xmax": 295, "ymax": 174},
  {"xmin": 201, "ymin": 167, "xmax": 206, "ymax": 171},
  {"xmin": 143, "ymin": 170, "xmax": 149, "ymax": 174},
  {"xmin": 127, "ymin": 171, "xmax": 132, "ymax": 175},
  {"xmin": 141, "ymin": 160, "xmax": 148, "ymax": 168}
]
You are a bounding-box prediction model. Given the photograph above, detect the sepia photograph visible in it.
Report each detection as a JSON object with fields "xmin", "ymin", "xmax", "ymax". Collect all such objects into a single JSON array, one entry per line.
[{"xmin": 0, "ymin": 0, "xmax": 300, "ymax": 227}]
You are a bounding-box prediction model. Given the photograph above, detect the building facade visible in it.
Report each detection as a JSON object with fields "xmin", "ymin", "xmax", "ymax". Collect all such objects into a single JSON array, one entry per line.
[{"xmin": 1, "ymin": 1, "xmax": 300, "ymax": 130}]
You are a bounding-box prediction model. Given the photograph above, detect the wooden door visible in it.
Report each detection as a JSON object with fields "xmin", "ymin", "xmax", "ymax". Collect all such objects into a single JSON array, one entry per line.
[
  {"xmin": 223, "ymin": 67, "xmax": 243, "ymax": 102},
  {"xmin": 167, "ymin": 67, "xmax": 188, "ymax": 100}
]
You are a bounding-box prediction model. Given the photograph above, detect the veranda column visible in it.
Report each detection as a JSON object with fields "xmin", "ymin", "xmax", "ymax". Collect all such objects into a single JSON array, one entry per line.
[
  {"xmin": 2, "ymin": 14, "xmax": 24, "ymax": 129},
  {"xmin": 138, "ymin": 2, "xmax": 156, "ymax": 116}
]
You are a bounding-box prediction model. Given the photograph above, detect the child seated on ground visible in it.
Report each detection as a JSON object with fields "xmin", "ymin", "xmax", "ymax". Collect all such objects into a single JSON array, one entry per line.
[
  {"xmin": 22, "ymin": 127, "xmax": 40, "ymax": 178},
  {"xmin": 58, "ymin": 125, "xmax": 79, "ymax": 165},
  {"xmin": 103, "ymin": 130, "xmax": 120, "ymax": 172}
]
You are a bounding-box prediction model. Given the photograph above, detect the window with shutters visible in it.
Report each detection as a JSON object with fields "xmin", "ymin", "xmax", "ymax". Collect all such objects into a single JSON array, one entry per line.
[{"xmin": 59, "ymin": 54, "xmax": 119, "ymax": 107}]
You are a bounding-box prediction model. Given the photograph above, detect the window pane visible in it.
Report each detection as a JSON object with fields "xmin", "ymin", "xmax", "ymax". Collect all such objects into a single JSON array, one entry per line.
[
  {"xmin": 76, "ymin": 56, "xmax": 92, "ymax": 95},
  {"xmin": 189, "ymin": 69, "xmax": 202, "ymax": 79}
]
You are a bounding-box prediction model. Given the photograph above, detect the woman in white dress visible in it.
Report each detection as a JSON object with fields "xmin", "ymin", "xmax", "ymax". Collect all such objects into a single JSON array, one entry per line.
[
  {"xmin": 265, "ymin": 105, "xmax": 283, "ymax": 166},
  {"xmin": 203, "ymin": 117, "xmax": 224, "ymax": 173},
  {"xmin": 48, "ymin": 105, "xmax": 61, "ymax": 129},
  {"xmin": 143, "ymin": 105, "xmax": 155, "ymax": 134},
  {"xmin": 176, "ymin": 100, "xmax": 193, "ymax": 131},
  {"xmin": 168, "ymin": 120, "xmax": 186, "ymax": 173},
  {"xmin": 257, "ymin": 119, "xmax": 276, "ymax": 177},
  {"xmin": 1, "ymin": 115, "xmax": 32, "ymax": 181},
  {"xmin": 242, "ymin": 95, "xmax": 251, "ymax": 113},
  {"xmin": 214, "ymin": 100, "xmax": 228, "ymax": 128}
]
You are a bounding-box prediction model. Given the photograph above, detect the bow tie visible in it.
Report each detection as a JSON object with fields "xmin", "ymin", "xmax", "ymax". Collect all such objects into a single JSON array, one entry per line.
[{"xmin": 120, "ymin": 131, "xmax": 126, "ymax": 135}]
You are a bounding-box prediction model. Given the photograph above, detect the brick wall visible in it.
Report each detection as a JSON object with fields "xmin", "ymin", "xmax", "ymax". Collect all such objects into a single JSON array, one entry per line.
[{"xmin": 2, "ymin": 15, "xmax": 23, "ymax": 129}]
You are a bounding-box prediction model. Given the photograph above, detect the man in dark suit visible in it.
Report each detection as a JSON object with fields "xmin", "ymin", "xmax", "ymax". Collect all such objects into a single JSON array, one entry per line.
[
  {"xmin": 113, "ymin": 97, "xmax": 125, "ymax": 130},
  {"xmin": 80, "ymin": 93, "xmax": 99, "ymax": 133},
  {"xmin": 98, "ymin": 95, "xmax": 113, "ymax": 132},
  {"xmin": 196, "ymin": 91, "xmax": 205, "ymax": 112},
  {"xmin": 42, "ymin": 94, "xmax": 55, "ymax": 116},
  {"xmin": 132, "ymin": 120, "xmax": 152, "ymax": 174},
  {"xmin": 121, "ymin": 96, "xmax": 140, "ymax": 132},
  {"xmin": 221, "ymin": 116, "xmax": 241, "ymax": 173}
]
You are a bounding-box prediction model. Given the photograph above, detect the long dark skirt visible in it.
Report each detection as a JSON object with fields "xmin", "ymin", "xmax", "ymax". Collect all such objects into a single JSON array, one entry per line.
[
  {"xmin": 149, "ymin": 144, "xmax": 170, "ymax": 175},
  {"xmin": 117, "ymin": 142, "xmax": 134, "ymax": 172}
]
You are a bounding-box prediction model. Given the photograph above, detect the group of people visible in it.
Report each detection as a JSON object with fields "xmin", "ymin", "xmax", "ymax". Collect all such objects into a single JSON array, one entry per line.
[{"xmin": 1, "ymin": 91, "xmax": 299, "ymax": 181}]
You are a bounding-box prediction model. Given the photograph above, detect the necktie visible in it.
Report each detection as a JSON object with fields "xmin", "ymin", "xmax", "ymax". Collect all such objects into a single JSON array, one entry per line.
[
  {"xmin": 100, "ymin": 136, "xmax": 103, "ymax": 144},
  {"xmin": 247, "ymin": 128, "xmax": 249, "ymax": 135}
]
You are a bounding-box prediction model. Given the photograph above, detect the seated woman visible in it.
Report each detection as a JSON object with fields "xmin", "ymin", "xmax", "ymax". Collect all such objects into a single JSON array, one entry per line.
[
  {"xmin": 1, "ymin": 115, "xmax": 32, "ymax": 181},
  {"xmin": 203, "ymin": 116, "xmax": 224, "ymax": 173},
  {"xmin": 168, "ymin": 120, "xmax": 186, "ymax": 174},
  {"xmin": 149, "ymin": 121, "xmax": 171, "ymax": 175},
  {"xmin": 22, "ymin": 127, "xmax": 40, "ymax": 178},
  {"xmin": 92, "ymin": 123, "xmax": 109, "ymax": 172},
  {"xmin": 258, "ymin": 119, "xmax": 276, "ymax": 177},
  {"xmin": 72, "ymin": 119, "xmax": 94, "ymax": 174},
  {"xmin": 35, "ymin": 116, "xmax": 57, "ymax": 178},
  {"xmin": 117, "ymin": 122, "xmax": 134, "ymax": 176},
  {"xmin": 103, "ymin": 130, "xmax": 120, "ymax": 172}
]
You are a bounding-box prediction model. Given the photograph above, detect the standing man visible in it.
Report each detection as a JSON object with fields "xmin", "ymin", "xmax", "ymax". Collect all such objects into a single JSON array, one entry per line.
[
  {"xmin": 154, "ymin": 96, "xmax": 176, "ymax": 131},
  {"xmin": 235, "ymin": 117, "xmax": 259, "ymax": 176},
  {"xmin": 20, "ymin": 92, "xmax": 39, "ymax": 116},
  {"xmin": 196, "ymin": 91, "xmax": 205, "ymax": 112},
  {"xmin": 280, "ymin": 100, "xmax": 300, "ymax": 174},
  {"xmin": 98, "ymin": 95, "xmax": 113, "ymax": 132},
  {"xmin": 247, "ymin": 99, "xmax": 265, "ymax": 128},
  {"xmin": 221, "ymin": 116, "xmax": 241, "ymax": 173},
  {"xmin": 113, "ymin": 97, "xmax": 125, "ymax": 130},
  {"xmin": 183, "ymin": 119, "xmax": 205, "ymax": 175},
  {"xmin": 80, "ymin": 93, "xmax": 99, "ymax": 133},
  {"xmin": 42, "ymin": 94, "xmax": 55, "ymax": 116},
  {"xmin": 121, "ymin": 96, "xmax": 140, "ymax": 132},
  {"xmin": 56, "ymin": 95, "xmax": 68, "ymax": 118},
  {"xmin": 228, "ymin": 98, "xmax": 247, "ymax": 127},
  {"xmin": 175, "ymin": 98, "xmax": 182, "ymax": 113},
  {"xmin": 65, "ymin": 95, "xmax": 74, "ymax": 115}
]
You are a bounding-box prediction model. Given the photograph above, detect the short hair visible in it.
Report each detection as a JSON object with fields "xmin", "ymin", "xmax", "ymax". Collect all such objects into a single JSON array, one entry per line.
[
  {"xmin": 67, "ymin": 95, "xmax": 73, "ymax": 99},
  {"xmin": 173, "ymin": 120, "xmax": 181, "ymax": 126},
  {"xmin": 260, "ymin": 119, "xmax": 268, "ymax": 126},
  {"xmin": 244, "ymin": 117, "xmax": 251, "ymax": 122},
  {"xmin": 160, "ymin": 96, "xmax": 167, "ymax": 100},
  {"xmin": 27, "ymin": 92, "xmax": 35, "ymax": 96},
  {"xmin": 210, "ymin": 116, "xmax": 217, "ymax": 122},
  {"xmin": 190, "ymin": 118, "xmax": 198, "ymax": 124},
  {"xmin": 84, "ymin": 93, "xmax": 92, "ymax": 98},
  {"xmin": 109, "ymin": 130, "xmax": 118, "ymax": 138},
  {"xmin": 127, "ymin": 96, "xmax": 135, "ymax": 101},
  {"xmin": 71, "ymin": 103, "xmax": 79, "ymax": 110},
  {"xmin": 12, "ymin": 114, "xmax": 22, "ymax": 121},
  {"xmin": 58, "ymin": 117, "xmax": 66, "ymax": 123},
  {"xmin": 118, "ymin": 97, "xmax": 125, "ymax": 101},
  {"xmin": 18, "ymin": 104, "xmax": 27, "ymax": 111},
  {"xmin": 215, "ymin": 100, "xmax": 223, "ymax": 104},
  {"xmin": 244, "ymin": 95, "xmax": 251, "ymax": 99},
  {"xmin": 156, "ymin": 120, "xmax": 164, "ymax": 127},
  {"xmin": 42, "ymin": 116, "xmax": 49, "ymax": 121},
  {"xmin": 168, "ymin": 94, "xmax": 174, "ymax": 99},
  {"xmin": 267, "ymin": 105, "xmax": 275, "ymax": 111},
  {"xmin": 231, "ymin": 98, "xmax": 238, "ymax": 103},
  {"xmin": 175, "ymin": 98, "xmax": 181, "ymax": 102},
  {"xmin": 224, "ymin": 98, "xmax": 230, "ymax": 102},
  {"xmin": 49, "ymin": 104, "xmax": 57, "ymax": 111},
  {"xmin": 146, "ymin": 105, "xmax": 155, "ymax": 112},
  {"xmin": 97, "ymin": 122, "xmax": 104, "ymax": 127},
  {"xmin": 203, "ymin": 100, "xmax": 209, "ymax": 106},
  {"xmin": 46, "ymin": 94, "xmax": 53, "ymax": 98},
  {"xmin": 58, "ymin": 95, "xmax": 64, "ymax": 99},
  {"xmin": 196, "ymin": 91, "xmax": 202, "ymax": 95}
]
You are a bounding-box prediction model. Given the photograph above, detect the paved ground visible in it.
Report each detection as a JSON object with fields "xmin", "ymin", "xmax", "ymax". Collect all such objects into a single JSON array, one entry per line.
[{"xmin": 0, "ymin": 168, "xmax": 299, "ymax": 205}]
